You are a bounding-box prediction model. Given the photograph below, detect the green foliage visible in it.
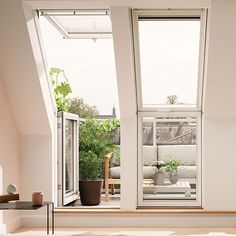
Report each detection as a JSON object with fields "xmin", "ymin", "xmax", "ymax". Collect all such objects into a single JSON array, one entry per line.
[
  {"xmin": 79, "ymin": 119, "xmax": 116, "ymax": 159},
  {"xmin": 79, "ymin": 118, "xmax": 120, "ymax": 179},
  {"xmin": 112, "ymin": 145, "xmax": 120, "ymax": 166},
  {"xmin": 68, "ymin": 97, "xmax": 99, "ymax": 118},
  {"xmin": 99, "ymin": 119, "xmax": 120, "ymax": 133},
  {"xmin": 163, "ymin": 156, "xmax": 181, "ymax": 173},
  {"xmin": 79, "ymin": 151, "xmax": 99, "ymax": 180},
  {"xmin": 50, "ymin": 67, "xmax": 72, "ymax": 111}
]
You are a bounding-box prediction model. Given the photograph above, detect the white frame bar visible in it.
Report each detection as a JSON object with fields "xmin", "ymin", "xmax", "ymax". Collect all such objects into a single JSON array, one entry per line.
[
  {"xmin": 138, "ymin": 111, "xmax": 202, "ymax": 207},
  {"xmin": 41, "ymin": 9, "xmax": 112, "ymax": 39},
  {"xmin": 132, "ymin": 9, "xmax": 207, "ymax": 112},
  {"xmin": 32, "ymin": 10, "xmax": 57, "ymax": 112},
  {"xmin": 58, "ymin": 112, "xmax": 79, "ymax": 206},
  {"xmin": 110, "ymin": 6, "xmax": 138, "ymax": 211}
]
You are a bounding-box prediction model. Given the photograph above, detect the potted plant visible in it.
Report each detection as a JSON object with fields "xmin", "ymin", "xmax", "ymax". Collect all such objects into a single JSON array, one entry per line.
[
  {"xmin": 163, "ymin": 156, "xmax": 181, "ymax": 184},
  {"xmin": 79, "ymin": 151, "xmax": 102, "ymax": 205},
  {"xmin": 79, "ymin": 119, "xmax": 119, "ymax": 205},
  {"xmin": 153, "ymin": 161, "xmax": 166, "ymax": 185}
]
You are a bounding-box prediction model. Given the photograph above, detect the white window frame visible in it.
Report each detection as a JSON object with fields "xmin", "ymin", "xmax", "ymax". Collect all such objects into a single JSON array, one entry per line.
[
  {"xmin": 132, "ymin": 9, "xmax": 207, "ymax": 112},
  {"xmin": 133, "ymin": 9, "xmax": 207, "ymax": 207},
  {"xmin": 38, "ymin": 9, "xmax": 112, "ymax": 39},
  {"xmin": 57, "ymin": 112, "xmax": 79, "ymax": 206},
  {"xmin": 23, "ymin": 2, "xmax": 208, "ymax": 210},
  {"xmin": 34, "ymin": 9, "xmax": 121, "ymax": 208},
  {"xmin": 137, "ymin": 111, "xmax": 202, "ymax": 207}
]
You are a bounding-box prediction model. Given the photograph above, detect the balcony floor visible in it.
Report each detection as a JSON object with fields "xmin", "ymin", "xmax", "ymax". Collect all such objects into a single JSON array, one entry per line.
[{"xmin": 67, "ymin": 194, "xmax": 120, "ymax": 208}]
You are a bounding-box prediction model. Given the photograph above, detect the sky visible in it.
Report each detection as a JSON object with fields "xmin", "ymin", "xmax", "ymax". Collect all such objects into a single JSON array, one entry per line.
[
  {"xmin": 139, "ymin": 20, "xmax": 200, "ymax": 107},
  {"xmin": 40, "ymin": 16, "xmax": 119, "ymax": 116},
  {"xmin": 39, "ymin": 14, "xmax": 201, "ymax": 115}
]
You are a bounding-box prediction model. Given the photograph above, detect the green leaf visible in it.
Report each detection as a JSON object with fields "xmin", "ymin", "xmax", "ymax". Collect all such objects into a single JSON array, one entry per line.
[{"xmin": 49, "ymin": 67, "xmax": 72, "ymax": 111}]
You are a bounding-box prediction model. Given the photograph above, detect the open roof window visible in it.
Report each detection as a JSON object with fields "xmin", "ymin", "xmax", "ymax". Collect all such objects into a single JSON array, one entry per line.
[
  {"xmin": 38, "ymin": 9, "xmax": 120, "ymax": 208},
  {"xmin": 38, "ymin": 9, "xmax": 119, "ymax": 116},
  {"xmin": 39, "ymin": 10, "xmax": 112, "ymax": 39}
]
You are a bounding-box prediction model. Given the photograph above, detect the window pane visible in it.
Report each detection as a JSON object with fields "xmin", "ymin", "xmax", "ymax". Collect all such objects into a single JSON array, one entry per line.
[
  {"xmin": 40, "ymin": 15, "xmax": 119, "ymax": 116},
  {"xmin": 142, "ymin": 116, "xmax": 197, "ymax": 201},
  {"xmin": 65, "ymin": 119, "xmax": 74, "ymax": 193},
  {"xmin": 138, "ymin": 19, "xmax": 201, "ymax": 108},
  {"xmin": 143, "ymin": 120, "xmax": 154, "ymax": 146},
  {"xmin": 52, "ymin": 14, "xmax": 112, "ymax": 35}
]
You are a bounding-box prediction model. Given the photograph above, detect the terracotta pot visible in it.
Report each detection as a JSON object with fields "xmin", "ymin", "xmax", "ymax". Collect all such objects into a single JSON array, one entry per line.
[
  {"xmin": 32, "ymin": 191, "xmax": 43, "ymax": 206},
  {"xmin": 79, "ymin": 179, "xmax": 103, "ymax": 206}
]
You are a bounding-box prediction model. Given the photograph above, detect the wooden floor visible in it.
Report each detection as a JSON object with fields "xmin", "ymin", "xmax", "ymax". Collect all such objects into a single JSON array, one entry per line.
[{"xmin": 13, "ymin": 227, "xmax": 236, "ymax": 235}]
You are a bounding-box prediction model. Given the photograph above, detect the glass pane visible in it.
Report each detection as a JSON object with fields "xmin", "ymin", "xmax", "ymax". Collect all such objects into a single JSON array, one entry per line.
[
  {"xmin": 143, "ymin": 119, "xmax": 154, "ymax": 146},
  {"xmin": 40, "ymin": 16, "xmax": 119, "ymax": 116},
  {"xmin": 142, "ymin": 116, "xmax": 197, "ymax": 201},
  {"xmin": 65, "ymin": 119, "xmax": 74, "ymax": 193},
  {"xmin": 138, "ymin": 19, "xmax": 201, "ymax": 108},
  {"xmin": 54, "ymin": 14, "xmax": 111, "ymax": 33}
]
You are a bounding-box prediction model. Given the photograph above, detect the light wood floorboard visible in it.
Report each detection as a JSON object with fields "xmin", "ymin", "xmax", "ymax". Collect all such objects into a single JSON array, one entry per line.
[{"xmin": 13, "ymin": 227, "xmax": 236, "ymax": 235}]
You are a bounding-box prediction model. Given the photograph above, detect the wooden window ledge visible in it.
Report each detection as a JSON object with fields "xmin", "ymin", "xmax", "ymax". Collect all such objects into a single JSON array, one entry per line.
[{"xmin": 54, "ymin": 208, "xmax": 236, "ymax": 215}]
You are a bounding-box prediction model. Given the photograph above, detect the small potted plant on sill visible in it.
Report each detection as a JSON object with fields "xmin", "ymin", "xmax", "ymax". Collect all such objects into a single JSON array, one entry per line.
[{"xmin": 164, "ymin": 156, "xmax": 181, "ymax": 184}]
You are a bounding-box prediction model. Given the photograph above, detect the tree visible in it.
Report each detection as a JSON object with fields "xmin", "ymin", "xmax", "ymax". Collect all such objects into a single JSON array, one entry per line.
[{"xmin": 68, "ymin": 97, "xmax": 99, "ymax": 118}]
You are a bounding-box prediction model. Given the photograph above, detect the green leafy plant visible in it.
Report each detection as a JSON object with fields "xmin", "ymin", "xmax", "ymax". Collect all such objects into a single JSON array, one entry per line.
[
  {"xmin": 50, "ymin": 67, "xmax": 72, "ymax": 111},
  {"xmin": 163, "ymin": 156, "xmax": 180, "ymax": 173},
  {"xmin": 99, "ymin": 119, "xmax": 120, "ymax": 133},
  {"xmin": 79, "ymin": 151, "xmax": 99, "ymax": 180},
  {"xmin": 79, "ymin": 119, "xmax": 119, "ymax": 179},
  {"xmin": 79, "ymin": 119, "xmax": 115, "ymax": 158},
  {"xmin": 112, "ymin": 145, "xmax": 120, "ymax": 166}
]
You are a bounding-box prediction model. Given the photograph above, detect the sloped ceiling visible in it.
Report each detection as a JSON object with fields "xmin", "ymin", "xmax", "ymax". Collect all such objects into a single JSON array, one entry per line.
[
  {"xmin": 0, "ymin": 0, "xmax": 51, "ymax": 135},
  {"xmin": 203, "ymin": 0, "xmax": 236, "ymax": 118}
]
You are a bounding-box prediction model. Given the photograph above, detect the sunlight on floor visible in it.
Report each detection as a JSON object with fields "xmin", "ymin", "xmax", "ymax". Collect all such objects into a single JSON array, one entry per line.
[{"xmin": 13, "ymin": 227, "xmax": 236, "ymax": 235}]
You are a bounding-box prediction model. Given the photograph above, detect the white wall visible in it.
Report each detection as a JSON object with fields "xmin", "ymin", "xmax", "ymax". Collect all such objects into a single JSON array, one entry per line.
[
  {"xmin": 202, "ymin": 0, "xmax": 236, "ymax": 210},
  {"xmin": 0, "ymin": 0, "xmax": 51, "ymax": 136},
  {"xmin": 20, "ymin": 135, "xmax": 53, "ymax": 201},
  {"xmin": 203, "ymin": 118, "xmax": 236, "ymax": 210},
  {"xmin": 0, "ymin": 0, "xmax": 55, "ymax": 232},
  {"xmin": 0, "ymin": 75, "xmax": 20, "ymax": 233}
]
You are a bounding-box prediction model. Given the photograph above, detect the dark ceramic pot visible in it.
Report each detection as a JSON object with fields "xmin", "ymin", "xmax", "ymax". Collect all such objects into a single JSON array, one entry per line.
[{"xmin": 79, "ymin": 179, "xmax": 103, "ymax": 206}]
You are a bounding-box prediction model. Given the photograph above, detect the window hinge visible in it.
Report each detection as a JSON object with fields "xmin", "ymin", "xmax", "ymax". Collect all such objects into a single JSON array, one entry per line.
[{"xmin": 58, "ymin": 184, "xmax": 62, "ymax": 190}]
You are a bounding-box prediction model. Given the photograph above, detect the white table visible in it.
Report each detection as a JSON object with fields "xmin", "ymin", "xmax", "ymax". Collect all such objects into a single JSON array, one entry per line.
[{"xmin": 153, "ymin": 181, "xmax": 191, "ymax": 197}]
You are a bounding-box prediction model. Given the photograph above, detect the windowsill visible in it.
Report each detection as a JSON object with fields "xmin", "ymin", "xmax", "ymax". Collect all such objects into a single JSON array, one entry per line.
[{"xmin": 54, "ymin": 207, "xmax": 236, "ymax": 215}]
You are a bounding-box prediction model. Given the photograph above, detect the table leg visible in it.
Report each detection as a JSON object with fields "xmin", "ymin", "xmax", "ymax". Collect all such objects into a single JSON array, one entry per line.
[
  {"xmin": 52, "ymin": 202, "xmax": 54, "ymax": 234},
  {"xmin": 47, "ymin": 204, "xmax": 49, "ymax": 235}
]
